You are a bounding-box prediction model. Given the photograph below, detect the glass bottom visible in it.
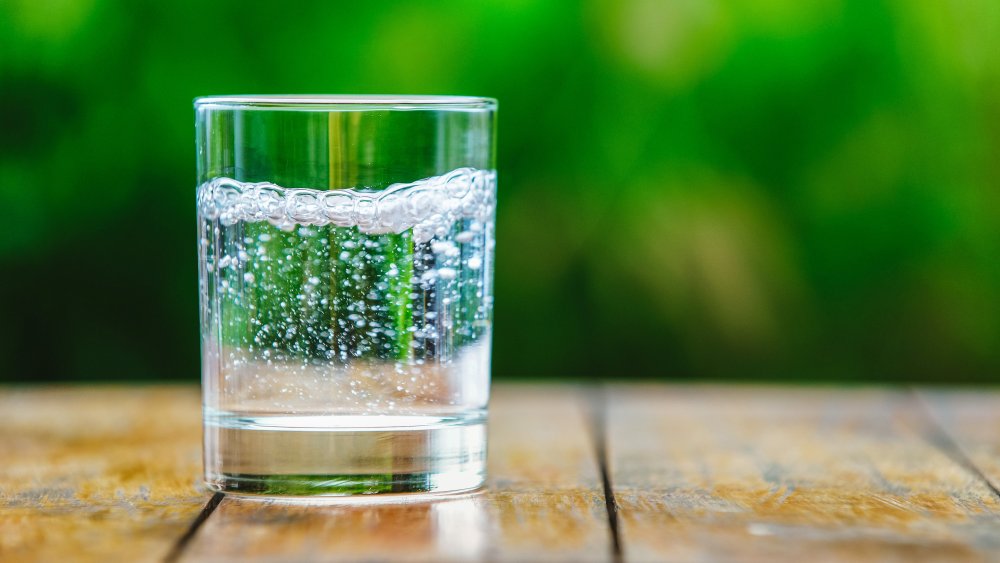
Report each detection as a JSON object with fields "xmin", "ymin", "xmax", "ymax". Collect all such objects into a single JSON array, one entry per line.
[{"xmin": 203, "ymin": 411, "xmax": 487, "ymax": 497}]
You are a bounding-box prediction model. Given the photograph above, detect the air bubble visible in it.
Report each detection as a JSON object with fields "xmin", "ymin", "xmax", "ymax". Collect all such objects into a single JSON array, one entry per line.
[
  {"xmin": 355, "ymin": 198, "xmax": 378, "ymax": 230},
  {"xmin": 431, "ymin": 241, "xmax": 454, "ymax": 255}
]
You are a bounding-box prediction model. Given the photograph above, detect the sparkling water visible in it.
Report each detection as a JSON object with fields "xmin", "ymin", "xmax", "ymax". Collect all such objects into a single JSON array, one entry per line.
[{"xmin": 198, "ymin": 168, "xmax": 495, "ymax": 495}]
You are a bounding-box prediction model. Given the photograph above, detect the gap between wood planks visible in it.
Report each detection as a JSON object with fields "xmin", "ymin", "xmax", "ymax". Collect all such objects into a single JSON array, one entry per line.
[
  {"xmin": 587, "ymin": 385, "xmax": 624, "ymax": 563},
  {"xmin": 909, "ymin": 387, "xmax": 1000, "ymax": 503},
  {"xmin": 163, "ymin": 492, "xmax": 225, "ymax": 563}
]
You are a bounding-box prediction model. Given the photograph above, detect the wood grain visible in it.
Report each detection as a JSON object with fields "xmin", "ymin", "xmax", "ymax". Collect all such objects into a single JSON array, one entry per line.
[
  {"xmin": 604, "ymin": 385, "xmax": 1000, "ymax": 562},
  {"xmin": 0, "ymin": 386, "xmax": 207, "ymax": 563},
  {"xmin": 10, "ymin": 384, "xmax": 1000, "ymax": 562},
  {"xmin": 181, "ymin": 385, "xmax": 612, "ymax": 562}
]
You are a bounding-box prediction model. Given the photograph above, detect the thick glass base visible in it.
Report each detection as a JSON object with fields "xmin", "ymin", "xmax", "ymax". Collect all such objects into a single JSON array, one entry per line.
[
  {"xmin": 207, "ymin": 472, "xmax": 485, "ymax": 497},
  {"xmin": 203, "ymin": 411, "xmax": 487, "ymax": 497}
]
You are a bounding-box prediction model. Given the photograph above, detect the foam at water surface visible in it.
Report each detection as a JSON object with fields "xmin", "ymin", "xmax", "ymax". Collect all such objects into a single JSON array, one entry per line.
[{"xmin": 197, "ymin": 167, "xmax": 496, "ymax": 243}]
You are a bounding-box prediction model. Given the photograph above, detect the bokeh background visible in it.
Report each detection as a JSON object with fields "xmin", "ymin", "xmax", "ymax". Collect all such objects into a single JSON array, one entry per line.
[{"xmin": 2, "ymin": 0, "xmax": 999, "ymax": 383}]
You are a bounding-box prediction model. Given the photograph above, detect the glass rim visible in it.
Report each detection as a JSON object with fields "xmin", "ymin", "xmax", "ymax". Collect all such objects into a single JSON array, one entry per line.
[{"xmin": 194, "ymin": 95, "xmax": 497, "ymax": 111}]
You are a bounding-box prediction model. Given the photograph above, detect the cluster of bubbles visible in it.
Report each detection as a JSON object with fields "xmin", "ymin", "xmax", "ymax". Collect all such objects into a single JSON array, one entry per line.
[{"xmin": 198, "ymin": 168, "xmax": 496, "ymax": 243}]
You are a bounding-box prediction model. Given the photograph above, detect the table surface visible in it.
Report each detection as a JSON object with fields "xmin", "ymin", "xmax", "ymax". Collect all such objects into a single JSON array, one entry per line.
[{"xmin": 3, "ymin": 384, "xmax": 1000, "ymax": 562}]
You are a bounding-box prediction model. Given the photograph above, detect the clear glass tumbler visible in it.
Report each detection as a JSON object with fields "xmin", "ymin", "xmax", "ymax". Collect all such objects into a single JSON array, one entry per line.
[{"xmin": 195, "ymin": 95, "xmax": 496, "ymax": 496}]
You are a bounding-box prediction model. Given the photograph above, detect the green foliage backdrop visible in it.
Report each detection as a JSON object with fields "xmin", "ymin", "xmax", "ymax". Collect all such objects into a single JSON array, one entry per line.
[{"xmin": 2, "ymin": 0, "xmax": 999, "ymax": 382}]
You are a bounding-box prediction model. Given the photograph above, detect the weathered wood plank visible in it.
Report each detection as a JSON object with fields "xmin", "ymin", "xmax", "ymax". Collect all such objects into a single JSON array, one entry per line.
[
  {"xmin": 919, "ymin": 389, "xmax": 1000, "ymax": 495},
  {"xmin": 605, "ymin": 385, "xmax": 1000, "ymax": 562},
  {"xmin": 0, "ymin": 386, "xmax": 207, "ymax": 563},
  {"xmin": 181, "ymin": 385, "xmax": 612, "ymax": 562}
]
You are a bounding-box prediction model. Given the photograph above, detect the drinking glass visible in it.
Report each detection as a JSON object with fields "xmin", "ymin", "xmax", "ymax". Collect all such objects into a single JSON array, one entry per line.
[{"xmin": 195, "ymin": 95, "xmax": 496, "ymax": 496}]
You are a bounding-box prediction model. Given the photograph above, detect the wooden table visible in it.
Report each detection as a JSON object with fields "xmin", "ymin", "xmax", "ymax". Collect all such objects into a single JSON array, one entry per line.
[{"xmin": 3, "ymin": 385, "xmax": 1000, "ymax": 562}]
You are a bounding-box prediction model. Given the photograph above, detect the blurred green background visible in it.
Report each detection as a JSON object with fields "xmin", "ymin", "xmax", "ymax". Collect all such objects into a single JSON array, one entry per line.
[{"xmin": 2, "ymin": 0, "xmax": 999, "ymax": 383}]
